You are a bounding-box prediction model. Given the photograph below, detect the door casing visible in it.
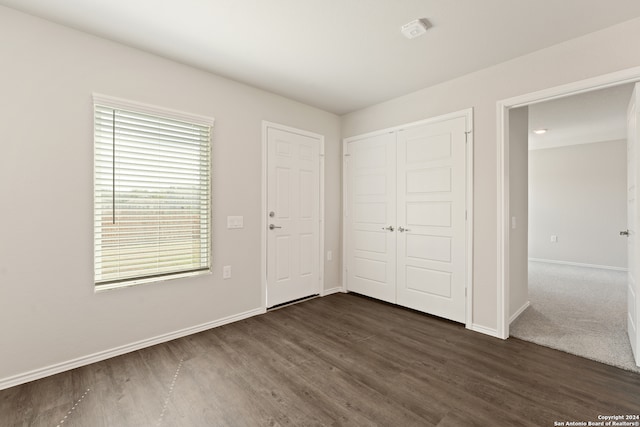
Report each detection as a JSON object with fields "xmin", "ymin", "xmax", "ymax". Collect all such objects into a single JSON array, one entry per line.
[{"xmin": 627, "ymin": 83, "xmax": 640, "ymax": 365}]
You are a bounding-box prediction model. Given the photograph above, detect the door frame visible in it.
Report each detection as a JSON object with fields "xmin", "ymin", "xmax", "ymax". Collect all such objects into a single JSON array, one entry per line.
[
  {"xmin": 497, "ymin": 66, "xmax": 640, "ymax": 339},
  {"xmin": 261, "ymin": 121, "xmax": 325, "ymax": 310},
  {"xmin": 342, "ymin": 108, "xmax": 474, "ymax": 329}
]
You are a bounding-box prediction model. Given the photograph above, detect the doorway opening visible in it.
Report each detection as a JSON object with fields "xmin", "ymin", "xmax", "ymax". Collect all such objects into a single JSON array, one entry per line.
[
  {"xmin": 508, "ymin": 86, "xmax": 637, "ymax": 371},
  {"xmin": 498, "ymin": 66, "xmax": 640, "ymax": 370}
]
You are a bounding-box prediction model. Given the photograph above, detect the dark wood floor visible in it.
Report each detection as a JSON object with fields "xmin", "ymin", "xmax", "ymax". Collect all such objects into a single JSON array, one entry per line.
[{"xmin": 2, "ymin": 293, "xmax": 639, "ymax": 426}]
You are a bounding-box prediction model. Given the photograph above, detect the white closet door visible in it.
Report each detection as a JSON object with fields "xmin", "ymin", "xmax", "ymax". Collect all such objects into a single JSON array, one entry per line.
[
  {"xmin": 396, "ymin": 117, "xmax": 467, "ymax": 323},
  {"xmin": 346, "ymin": 133, "xmax": 397, "ymax": 303}
]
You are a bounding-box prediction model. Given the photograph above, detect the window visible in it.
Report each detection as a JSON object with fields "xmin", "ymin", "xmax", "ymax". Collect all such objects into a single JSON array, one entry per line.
[{"xmin": 93, "ymin": 95, "xmax": 213, "ymax": 290}]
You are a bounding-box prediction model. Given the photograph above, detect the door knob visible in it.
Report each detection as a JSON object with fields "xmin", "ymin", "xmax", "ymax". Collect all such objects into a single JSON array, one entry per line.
[
  {"xmin": 382, "ymin": 226, "xmax": 394, "ymax": 231},
  {"xmin": 269, "ymin": 224, "xmax": 282, "ymax": 230},
  {"xmin": 398, "ymin": 226, "xmax": 411, "ymax": 232},
  {"xmin": 620, "ymin": 230, "xmax": 630, "ymax": 236}
]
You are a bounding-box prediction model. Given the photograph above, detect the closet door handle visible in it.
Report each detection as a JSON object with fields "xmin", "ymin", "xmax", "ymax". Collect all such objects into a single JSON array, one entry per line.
[
  {"xmin": 398, "ymin": 226, "xmax": 411, "ymax": 232},
  {"xmin": 382, "ymin": 226, "xmax": 394, "ymax": 232}
]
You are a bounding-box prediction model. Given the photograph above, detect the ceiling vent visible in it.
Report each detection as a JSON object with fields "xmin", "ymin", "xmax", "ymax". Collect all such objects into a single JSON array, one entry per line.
[{"xmin": 401, "ymin": 19, "xmax": 429, "ymax": 39}]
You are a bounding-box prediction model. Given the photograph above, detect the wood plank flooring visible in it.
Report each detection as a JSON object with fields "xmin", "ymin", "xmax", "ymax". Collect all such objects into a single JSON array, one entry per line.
[{"xmin": 1, "ymin": 293, "xmax": 639, "ymax": 426}]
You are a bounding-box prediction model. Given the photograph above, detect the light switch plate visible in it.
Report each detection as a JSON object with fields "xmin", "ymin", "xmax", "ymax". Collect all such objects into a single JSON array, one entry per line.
[
  {"xmin": 227, "ymin": 216, "xmax": 244, "ymax": 229},
  {"xmin": 223, "ymin": 265, "xmax": 231, "ymax": 279}
]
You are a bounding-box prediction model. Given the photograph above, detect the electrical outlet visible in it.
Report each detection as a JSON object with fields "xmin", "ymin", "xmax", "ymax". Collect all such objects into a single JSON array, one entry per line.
[
  {"xmin": 223, "ymin": 265, "xmax": 231, "ymax": 279},
  {"xmin": 327, "ymin": 250, "xmax": 332, "ymax": 261},
  {"xmin": 550, "ymin": 235, "xmax": 558, "ymax": 243}
]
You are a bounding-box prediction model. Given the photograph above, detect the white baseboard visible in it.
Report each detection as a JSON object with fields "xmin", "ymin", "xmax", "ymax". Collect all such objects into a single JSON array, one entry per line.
[
  {"xmin": 321, "ymin": 286, "xmax": 344, "ymax": 296},
  {"xmin": 0, "ymin": 307, "xmax": 265, "ymax": 391},
  {"xmin": 528, "ymin": 258, "xmax": 627, "ymax": 272},
  {"xmin": 468, "ymin": 323, "xmax": 502, "ymax": 339},
  {"xmin": 509, "ymin": 301, "xmax": 530, "ymax": 324}
]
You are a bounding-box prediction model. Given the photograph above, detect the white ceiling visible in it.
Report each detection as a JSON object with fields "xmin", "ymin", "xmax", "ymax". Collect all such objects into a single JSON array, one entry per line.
[
  {"xmin": 3, "ymin": 0, "xmax": 640, "ymax": 114},
  {"xmin": 528, "ymin": 84, "xmax": 634, "ymax": 150}
]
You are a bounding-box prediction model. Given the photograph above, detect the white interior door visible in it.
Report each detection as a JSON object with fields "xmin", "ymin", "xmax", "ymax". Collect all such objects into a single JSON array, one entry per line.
[
  {"xmin": 396, "ymin": 117, "xmax": 467, "ymax": 323},
  {"xmin": 346, "ymin": 133, "xmax": 397, "ymax": 303},
  {"xmin": 627, "ymin": 83, "xmax": 640, "ymax": 366},
  {"xmin": 267, "ymin": 127, "xmax": 320, "ymax": 307}
]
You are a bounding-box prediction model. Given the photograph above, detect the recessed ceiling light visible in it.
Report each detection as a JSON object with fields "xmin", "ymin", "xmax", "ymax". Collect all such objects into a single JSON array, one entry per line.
[
  {"xmin": 401, "ymin": 19, "xmax": 429, "ymax": 39},
  {"xmin": 533, "ymin": 129, "xmax": 547, "ymax": 135}
]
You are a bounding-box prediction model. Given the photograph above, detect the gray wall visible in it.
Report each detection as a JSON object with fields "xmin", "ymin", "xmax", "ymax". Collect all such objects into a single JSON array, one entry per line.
[
  {"xmin": 509, "ymin": 107, "xmax": 529, "ymax": 320},
  {"xmin": 342, "ymin": 16, "xmax": 640, "ymax": 332},
  {"xmin": 529, "ymin": 140, "xmax": 627, "ymax": 269},
  {"xmin": 0, "ymin": 6, "xmax": 341, "ymax": 382}
]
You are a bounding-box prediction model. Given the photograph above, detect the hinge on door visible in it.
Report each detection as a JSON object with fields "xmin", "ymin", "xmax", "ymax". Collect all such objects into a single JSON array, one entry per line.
[
  {"xmin": 464, "ymin": 130, "xmax": 472, "ymax": 143},
  {"xmin": 465, "ymin": 210, "xmax": 467, "ymax": 220},
  {"xmin": 465, "ymin": 288, "xmax": 467, "ymax": 297}
]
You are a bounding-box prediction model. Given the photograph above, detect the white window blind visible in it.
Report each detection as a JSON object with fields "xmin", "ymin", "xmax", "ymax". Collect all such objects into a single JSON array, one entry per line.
[{"xmin": 94, "ymin": 97, "xmax": 212, "ymax": 289}]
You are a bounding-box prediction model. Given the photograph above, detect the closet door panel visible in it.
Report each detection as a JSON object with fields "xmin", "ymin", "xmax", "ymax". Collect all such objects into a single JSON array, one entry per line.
[
  {"xmin": 396, "ymin": 117, "xmax": 467, "ymax": 323},
  {"xmin": 346, "ymin": 133, "xmax": 397, "ymax": 303}
]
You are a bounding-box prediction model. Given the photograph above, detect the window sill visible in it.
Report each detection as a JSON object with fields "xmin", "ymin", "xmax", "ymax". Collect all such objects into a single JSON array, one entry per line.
[{"xmin": 95, "ymin": 269, "xmax": 212, "ymax": 293}]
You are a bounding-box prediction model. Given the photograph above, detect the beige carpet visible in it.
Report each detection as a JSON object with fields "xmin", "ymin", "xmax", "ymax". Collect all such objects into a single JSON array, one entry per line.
[{"xmin": 510, "ymin": 261, "xmax": 640, "ymax": 373}]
